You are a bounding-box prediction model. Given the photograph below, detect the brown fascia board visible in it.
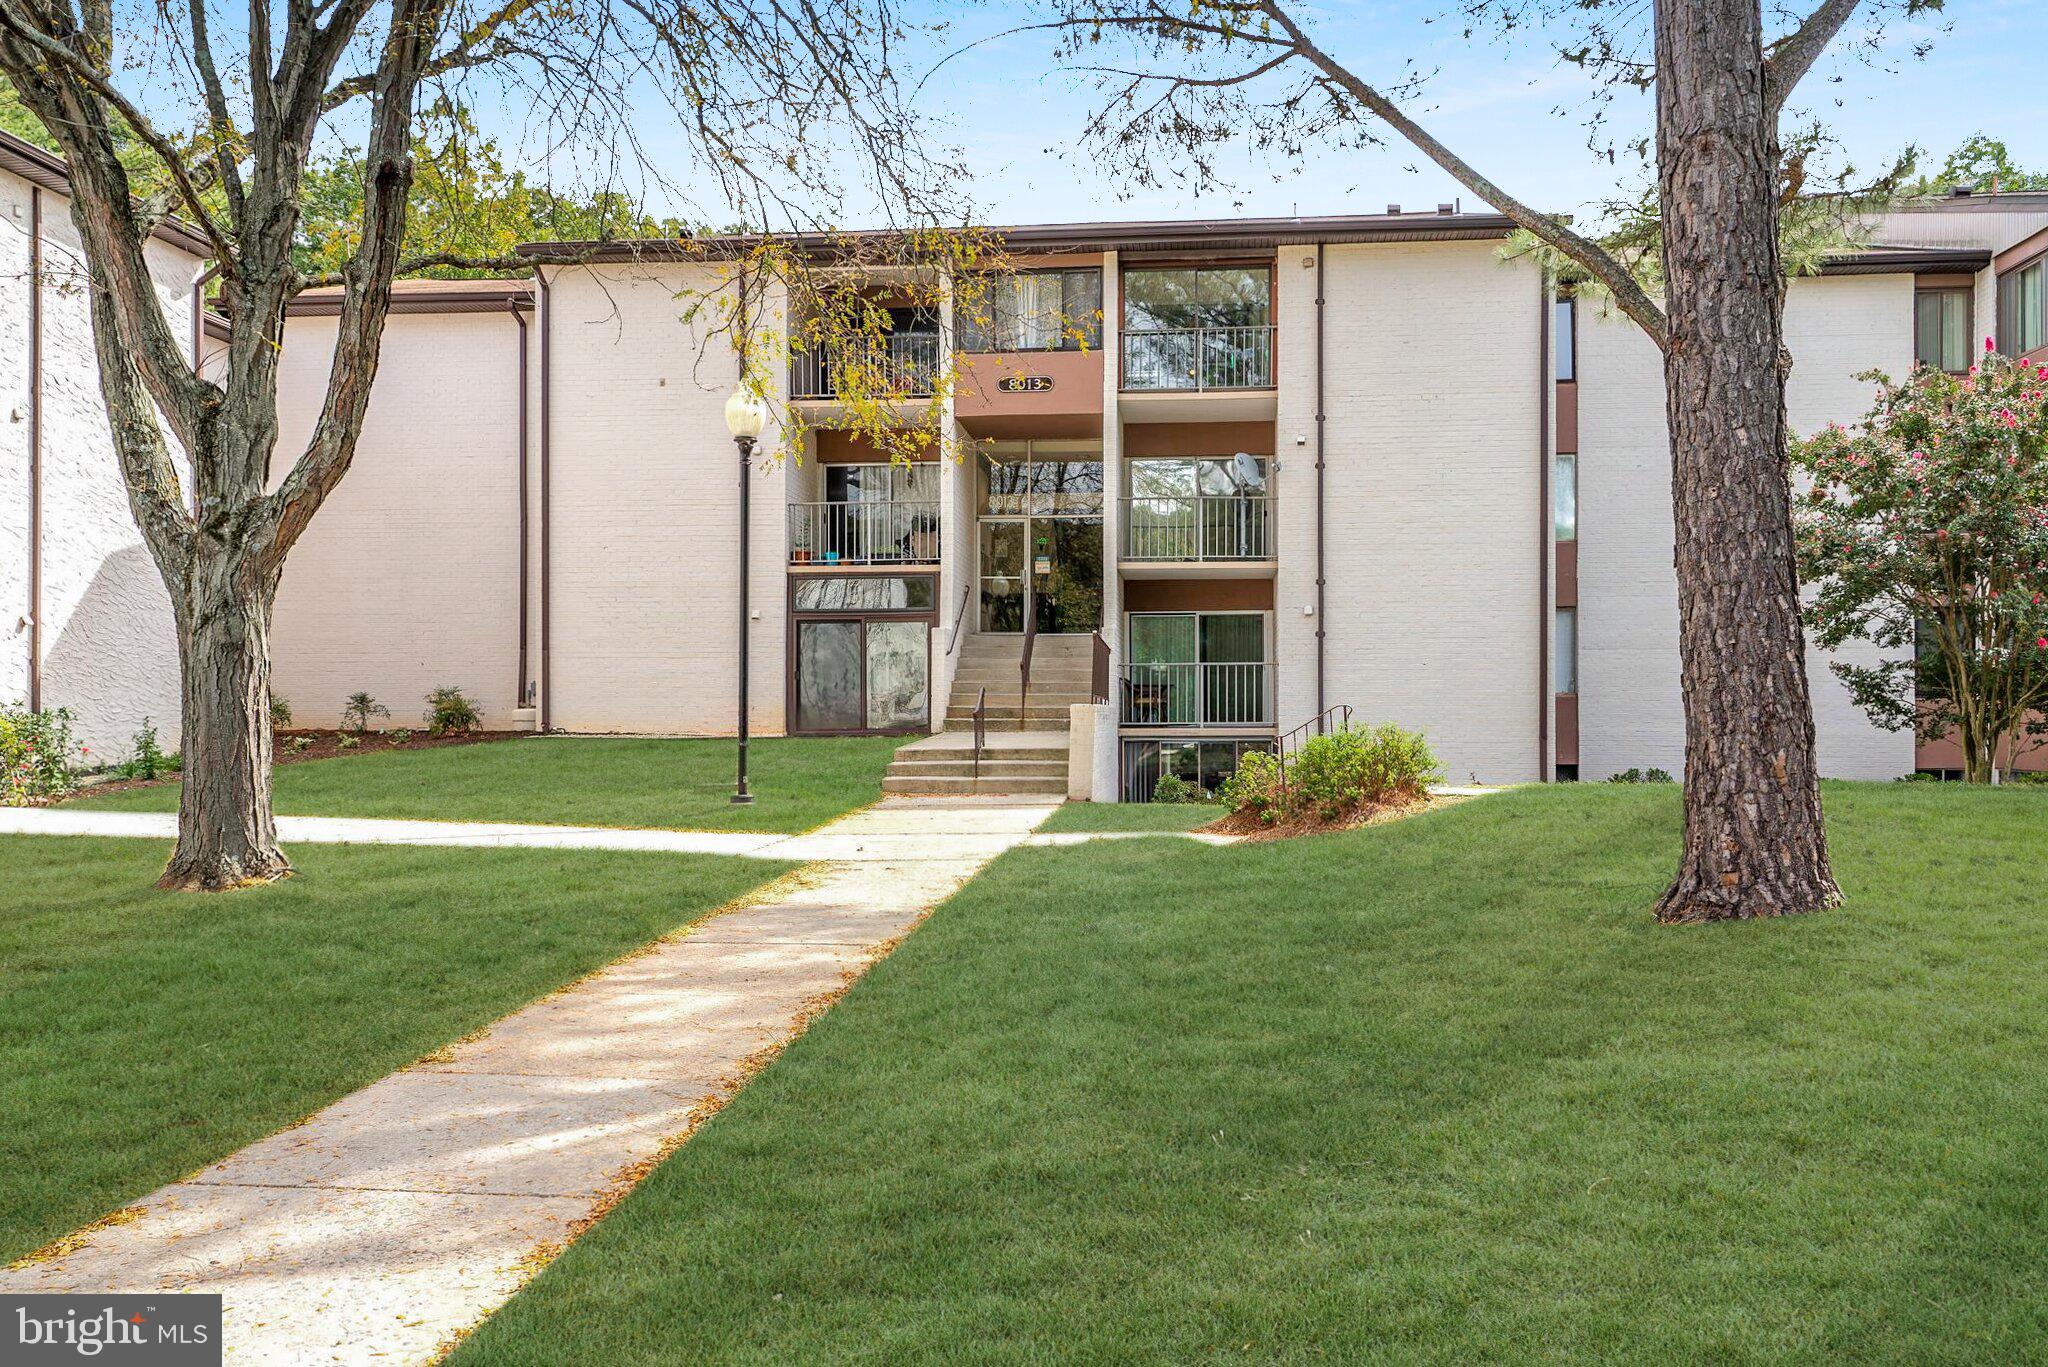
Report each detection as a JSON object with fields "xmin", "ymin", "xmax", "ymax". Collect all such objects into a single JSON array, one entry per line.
[
  {"xmin": 515, "ymin": 210, "xmax": 1520, "ymax": 264},
  {"xmin": 1892, "ymin": 191, "xmax": 2048, "ymax": 214},
  {"xmin": 284, "ymin": 282, "xmax": 536, "ymax": 317},
  {"xmin": 0, "ymin": 128, "xmax": 214, "ymax": 259},
  {"xmin": 1817, "ymin": 245, "xmax": 1992, "ymax": 277}
]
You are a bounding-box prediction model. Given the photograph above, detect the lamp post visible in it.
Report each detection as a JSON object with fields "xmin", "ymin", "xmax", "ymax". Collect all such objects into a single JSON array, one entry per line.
[{"xmin": 724, "ymin": 386, "xmax": 767, "ymax": 805}]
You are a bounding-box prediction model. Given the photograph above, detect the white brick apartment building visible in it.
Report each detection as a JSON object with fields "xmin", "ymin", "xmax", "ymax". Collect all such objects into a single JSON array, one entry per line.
[
  {"xmin": 1, "ymin": 129, "xmax": 208, "ymax": 759},
  {"xmin": 14, "ymin": 144, "xmax": 2048, "ymax": 795}
]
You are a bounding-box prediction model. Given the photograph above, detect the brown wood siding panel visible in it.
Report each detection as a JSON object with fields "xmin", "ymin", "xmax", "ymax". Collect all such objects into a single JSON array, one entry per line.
[
  {"xmin": 1914, "ymin": 704, "xmax": 2048, "ymax": 773},
  {"xmin": 1555, "ymin": 693, "xmax": 1580, "ymax": 767},
  {"xmin": 1555, "ymin": 380, "xmax": 1578, "ymax": 453},
  {"xmin": 1123, "ymin": 421, "xmax": 1277, "ymax": 457},
  {"xmin": 1555, "ymin": 540, "xmax": 1578, "ymax": 608},
  {"xmin": 815, "ymin": 430, "xmax": 938, "ymax": 463},
  {"xmin": 954, "ymin": 349, "xmax": 1105, "ymax": 433},
  {"xmin": 1122, "ymin": 579, "xmax": 1276, "ymax": 612}
]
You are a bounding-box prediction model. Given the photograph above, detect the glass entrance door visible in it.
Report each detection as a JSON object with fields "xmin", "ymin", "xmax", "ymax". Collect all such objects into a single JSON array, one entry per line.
[{"xmin": 977, "ymin": 443, "xmax": 1104, "ymax": 633}]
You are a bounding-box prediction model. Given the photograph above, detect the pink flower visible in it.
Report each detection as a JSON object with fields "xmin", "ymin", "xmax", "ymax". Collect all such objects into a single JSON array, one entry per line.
[
  {"xmin": 2038, "ymin": 637, "xmax": 2047, "ymax": 650},
  {"xmin": 1988, "ymin": 336, "xmax": 1998, "ymax": 352}
]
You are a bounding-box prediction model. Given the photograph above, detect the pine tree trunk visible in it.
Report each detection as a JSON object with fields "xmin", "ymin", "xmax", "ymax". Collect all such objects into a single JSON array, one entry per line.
[
  {"xmin": 1651, "ymin": 0, "xmax": 1842, "ymax": 923},
  {"xmin": 158, "ymin": 562, "xmax": 289, "ymax": 892}
]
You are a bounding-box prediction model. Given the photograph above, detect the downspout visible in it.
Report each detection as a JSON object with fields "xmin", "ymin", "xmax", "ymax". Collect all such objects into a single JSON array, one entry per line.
[
  {"xmin": 512, "ymin": 298, "xmax": 530, "ymax": 709},
  {"xmin": 1314, "ymin": 242, "xmax": 1326, "ymax": 727},
  {"xmin": 1537, "ymin": 283, "xmax": 1552, "ymax": 781},
  {"xmin": 537, "ymin": 269, "xmax": 553, "ymax": 732},
  {"xmin": 26, "ymin": 185, "xmax": 43, "ymax": 711}
]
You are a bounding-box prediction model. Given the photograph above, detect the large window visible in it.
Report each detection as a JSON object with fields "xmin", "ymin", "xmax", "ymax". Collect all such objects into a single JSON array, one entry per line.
[
  {"xmin": 1123, "ymin": 267, "xmax": 1276, "ymax": 390},
  {"xmin": 790, "ymin": 576, "xmax": 934, "ymax": 733},
  {"xmin": 957, "ymin": 269, "xmax": 1102, "ymax": 352},
  {"xmin": 1916, "ymin": 289, "xmax": 1971, "ymax": 372},
  {"xmin": 1122, "ymin": 738, "xmax": 1273, "ymax": 803},
  {"xmin": 1124, "ymin": 612, "xmax": 1270, "ymax": 726},
  {"xmin": 1125, "ymin": 456, "xmax": 1271, "ymax": 561},
  {"xmin": 1124, "ymin": 267, "xmax": 1272, "ymax": 331},
  {"xmin": 1554, "ymin": 453, "xmax": 1577, "ymax": 542},
  {"xmin": 2002, "ymin": 258, "xmax": 2045, "ymax": 357}
]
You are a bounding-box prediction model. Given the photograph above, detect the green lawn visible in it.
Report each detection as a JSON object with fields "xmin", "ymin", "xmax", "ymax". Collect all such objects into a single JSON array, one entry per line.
[
  {"xmin": 455, "ymin": 783, "xmax": 2048, "ymax": 1364},
  {"xmin": 69, "ymin": 735, "xmax": 901, "ymax": 833},
  {"xmin": 0, "ymin": 838, "xmax": 790, "ymax": 1262},
  {"xmin": 1037, "ymin": 801, "xmax": 1222, "ymax": 832}
]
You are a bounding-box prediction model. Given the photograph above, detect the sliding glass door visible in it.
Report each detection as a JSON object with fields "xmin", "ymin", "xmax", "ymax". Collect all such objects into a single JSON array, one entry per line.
[{"xmin": 790, "ymin": 575, "xmax": 934, "ymax": 734}]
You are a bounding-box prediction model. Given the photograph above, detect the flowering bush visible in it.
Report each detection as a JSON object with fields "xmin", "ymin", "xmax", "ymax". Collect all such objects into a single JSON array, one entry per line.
[
  {"xmin": 1220, "ymin": 724, "xmax": 1440, "ymax": 826},
  {"xmin": 0, "ymin": 704, "xmax": 79, "ymax": 805},
  {"xmin": 1791, "ymin": 344, "xmax": 2048, "ymax": 782}
]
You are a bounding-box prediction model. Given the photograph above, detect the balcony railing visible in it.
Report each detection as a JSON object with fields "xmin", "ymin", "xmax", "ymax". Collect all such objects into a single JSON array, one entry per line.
[
  {"xmin": 1121, "ymin": 495, "xmax": 1272, "ymax": 561},
  {"xmin": 789, "ymin": 332, "xmax": 941, "ymax": 400},
  {"xmin": 1122, "ymin": 325, "xmax": 1275, "ymax": 391},
  {"xmin": 1120, "ymin": 661, "xmax": 1276, "ymax": 727},
  {"xmin": 788, "ymin": 500, "xmax": 940, "ymax": 566}
]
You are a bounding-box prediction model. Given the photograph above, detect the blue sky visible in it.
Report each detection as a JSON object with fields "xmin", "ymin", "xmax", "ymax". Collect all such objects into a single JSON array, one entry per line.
[{"xmin": 618, "ymin": 0, "xmax": 2046, "ymax": 231}]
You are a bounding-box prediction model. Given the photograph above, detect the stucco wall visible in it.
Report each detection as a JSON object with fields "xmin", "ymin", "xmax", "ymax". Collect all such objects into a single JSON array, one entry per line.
[
  {"xmin": 1274, "ymin": 239, "xmax": 1545, "ymax": 784},
  {"xmin": 542, "ymin": 263, "xmax": 790, "ymax": 734},
  {"xmin": 2, "ymin": 164, "xmax": 202, "ymax": 761},
  {"xmin": 1577, "ymin": 273, "xmax": 1919, "ymax": 781},
  {"xmin": 268, "ymin": 307, "xmax": 529, "ymax": 730}
]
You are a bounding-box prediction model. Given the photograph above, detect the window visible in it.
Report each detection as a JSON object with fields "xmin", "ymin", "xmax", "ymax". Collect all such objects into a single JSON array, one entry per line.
[
  {"xmin": 1124, "ymin": 612, "xmax": 1269, "ymax": 726},
  {"xmin": 957, "ymin": 269, "xmax": 1102, "ymax": 352},
  {"xmin": 1555, "ymin": 607, "xmax": 1578, "ymax": 696},
  {"xmin": 1124, "ymin": 267, "xmax": 1272, "ymax": 332},
  {"xmin": 1122, "ymin": 738, "xmax": 1273, "ymax": 802},
  {"xmin": 1915, "ymin": 289, "xmax": 1971, "ymax": 372},
  {"xmin": 825, "ymin": 463, "xmax": 936, "ymax": 505},
  {"xmin": 1554, "ymin": 453, "xmax": 1577, "ymax": 542},
  {"xmin": 2001, "ymin": 258, "xmax": 2045, "ymax": 356},
  {"xmin": 793, "ymin": 576, "xmax": 935, "ymax": 612},
  {"xmin": 1554, "ymin": 296, "xmax": 1576, "ymax": 382}
]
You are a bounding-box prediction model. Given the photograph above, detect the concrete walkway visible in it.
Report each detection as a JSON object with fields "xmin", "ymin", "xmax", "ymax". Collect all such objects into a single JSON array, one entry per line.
[{"xmin": 0, "ymin": 797, "xmax": 1056, "ymax": 1365}]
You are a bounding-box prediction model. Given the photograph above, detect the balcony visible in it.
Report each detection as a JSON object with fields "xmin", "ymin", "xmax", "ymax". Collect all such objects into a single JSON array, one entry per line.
[
  {"xmin": 1120, "ymin": 661, "xmax": 1275, "ymax": 727},
  {"xmin": 1121, "ymin": 495, "xmax": 1272, "ymax": 563},
  {"xmin": 789, "ymin": 332, "xmax": 941, "ymax": 401},
  {"xmin": 788, "ymin": 500, "xmax": 940, "ymax": 567},
  {"xmin": 1121, "ymin": 325, "xmax": 1274, "ymax": 392}
]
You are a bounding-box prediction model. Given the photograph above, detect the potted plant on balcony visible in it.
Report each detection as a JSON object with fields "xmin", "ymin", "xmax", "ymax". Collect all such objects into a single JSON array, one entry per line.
[{"xmin": 791, "ymin": 522, "xmax": 813, "ymax": 564}]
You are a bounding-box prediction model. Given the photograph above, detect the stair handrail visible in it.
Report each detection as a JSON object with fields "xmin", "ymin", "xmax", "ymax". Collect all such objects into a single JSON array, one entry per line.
[
  {"xmin": 946, "ymin": 578, "xmax": 972, "ymax": 658},
  {"xmin": 972, "ymin": 686, "xmax": 987, "ymax": 782},
  {"xmin": 1019, "ymin": 580, "xmax": 1038, "ymax": 716},
  {"xmin": 1277, "ymin": 704, "xmax": 1354, "ymax": 795}
]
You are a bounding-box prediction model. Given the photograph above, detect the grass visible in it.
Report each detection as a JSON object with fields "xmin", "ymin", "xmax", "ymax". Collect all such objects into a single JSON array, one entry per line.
[
  {"xmin": 1038, "ymin": 801, "xmax": 1221, "ymax": 832},
  {"xmin": 454, "ymin": 782, "xmax": 2048, "ymax": 1364},
  {"xmin": 0, "ymin": 838, "xmax": 790, "ymax": 1263},
  {"xmin": 68, "ymin": 735, "xmax": 902, "ymax": 833}
]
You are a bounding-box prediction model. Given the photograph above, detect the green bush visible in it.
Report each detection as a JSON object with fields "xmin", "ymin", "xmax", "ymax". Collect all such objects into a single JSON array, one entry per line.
[
  {"xmin": 337, "ymin": 733, "xmax": 360, "ymax": 750},
  {"xmin": 341, "ymin": 692, "xmax": 389, "ymax": 734},
  {"xmin": 270, "ymin": 695, "xmax": 293, "ymax": 729},
  {"xmin": 1149, "ymin": 773, "xmax": 1199, "ymax": 804},
  {"xmin": 389, "ymin": 728, "xmax": 414, "ymax": 745},
  {"xmin": 1607, "ymin": 767, "xmax": 1676, "ymax": 785},
  {"xmin": 424, "ymin": 686, "xmax": 480, "ymax": 736},
  {"xmin": 1221, "ymin": 724, "xmax": 1440, "ymax": 826},
  {"xmin": 1, "ymin": 704, "xmax": 78, "ymax": 805},
  {"xmin": 113, "ymin": 718, "xmax": 177, "ymax": 781},
  {"xmin": 286, "ymin": 735, "xmax": 313, "ymax": 755}
]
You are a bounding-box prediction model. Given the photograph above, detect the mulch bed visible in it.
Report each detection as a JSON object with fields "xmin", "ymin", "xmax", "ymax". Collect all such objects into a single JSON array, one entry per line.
[
  {"xmin": 75, "ymin": 728, "xmax": 526, "ymax": 798},
  {"xmin": 1199, "ymin": 786, "xmax": 1449, "ymax": 842}
]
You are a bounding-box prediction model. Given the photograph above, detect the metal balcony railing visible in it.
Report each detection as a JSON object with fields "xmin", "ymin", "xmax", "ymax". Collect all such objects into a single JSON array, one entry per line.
[
  {"xmin": 1121, "ymin": 495, "xmax": 1272, "ymax": 561},
  {"xmin": 1121, "ymin": 325, "xmax": 1275, "ymax": 391},
  {"xmin": 788, "ymin": 500, "xmax": 941, "ymax": 566},
  {"xmin": 1120, "ymin": 661, "xmax": 1276, "ymax": 727},
  {"xmin": 788, "ymin": 332, "xmax": 941, "ymax": 400}
]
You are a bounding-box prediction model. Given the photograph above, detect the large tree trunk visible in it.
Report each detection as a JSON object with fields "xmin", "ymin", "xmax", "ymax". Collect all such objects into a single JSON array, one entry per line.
[
  {"xmin": 1652, "ymin": 0, "xmax": 1842, "ymax": 923},
  {"xmin": 160, "ymin": 563, "xmax": 290, "ymax": 892}
]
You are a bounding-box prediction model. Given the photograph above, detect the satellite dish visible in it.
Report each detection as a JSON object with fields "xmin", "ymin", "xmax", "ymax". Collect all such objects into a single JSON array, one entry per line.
[{"xmin": 1230, "ymin": 451, "xmax": 1262, "ymax": 491}]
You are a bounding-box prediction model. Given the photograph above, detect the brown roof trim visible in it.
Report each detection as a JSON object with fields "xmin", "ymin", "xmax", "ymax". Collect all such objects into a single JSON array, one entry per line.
[
  {"xmin": 1994, "ymin": 226, "xmax": 2048, "ymax": 275},
  {"xmin": 0, "ymin": 128, "xmax": 213, "ymax": 259},
  {"xmin": 285, "ymin": 281, "xmax": 535, "ymax": 316},
  {"xmin": 1893, "ymin": 192, "xmax": 2048, "ymax": 214},
  {"xmin": 202, "ymin": 309, "xmax": 231, "ymax": 340},
  {"xmin": 1818, "ymin": 245, "xmax": 1991, "ymax": 277},
  {"xmin": 517, "ymin": 210, "xmax": 1518, "ymax": 264}
]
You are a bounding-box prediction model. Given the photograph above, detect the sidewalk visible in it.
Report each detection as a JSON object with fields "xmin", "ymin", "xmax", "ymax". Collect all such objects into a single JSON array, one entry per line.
[{"xmin": 0, "ymin": 798, "xmax": 1057, "ymax": 1364}]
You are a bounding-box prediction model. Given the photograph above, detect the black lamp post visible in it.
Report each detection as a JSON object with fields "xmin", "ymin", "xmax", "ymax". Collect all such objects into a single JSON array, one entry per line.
[{"xmin": 724, "ymin": 386, "xmax": 767, "ymax": 805}]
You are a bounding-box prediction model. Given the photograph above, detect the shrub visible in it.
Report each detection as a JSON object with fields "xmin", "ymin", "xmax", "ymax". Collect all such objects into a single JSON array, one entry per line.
[
  {"xmin": 270, "ymin": 695, "xmax": 293, "ymax": 729},
  {"xmin": 1607, "ymin": 767, "xmax": 1676, "ymax": 785},
  {"xmin": 424, "ymin": 685, "xmax": 480, "ymax": 736},
  {"xmin": 389, "ymin": 728, "xmax": 414, "ymax": 745},
  {"xmin": 118, "ymin": 718, "xmax": 176, "ymax": 781},
  {"xmin": 1221, "ymin": 724, "xmax": 1440, "ymax": 827},
  {"xmin": 336, "ymin": 733, "xmax": 360, "ymax": 750},
  {"xmin": 0, "ymin": 704, "xmax": 78, "ymax": 805},
  {"xmin": 1149, "ymin": 772, "xmax": 1199, "ymax": 804},
  {"xmin": 341, "ymin": 692, "xmax": 388, "ymax": 734},
  {"xmin": 286, "ymin": 735, "xmax": 313, "ymax": 754}
]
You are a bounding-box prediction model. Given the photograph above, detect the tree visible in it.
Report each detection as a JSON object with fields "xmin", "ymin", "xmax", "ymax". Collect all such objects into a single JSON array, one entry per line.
[
  {"xmin": 0, "ymin": 0, "xmax": 972, "ymax": 889},
  {"xmin": 1905, "ymin": 135, "xmax": 2048, "ymax": 197},
  {"xmin": 1794, "ymin": 350, "xmax": 2048, "ymax": 783},
  {"xmin": 1047, "ymin": 0, "xmax": 1940, "ymax": 921}
]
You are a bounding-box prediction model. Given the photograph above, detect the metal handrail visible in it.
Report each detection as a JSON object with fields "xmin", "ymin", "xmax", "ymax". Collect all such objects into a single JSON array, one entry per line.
[
  {"xmin": 787, "ymin": 499, "xmax": 940, "ymax": 566},
  {"xmin": 789, "ymin": 331, "xmax": 940, "ymax": 400},
  {"xmin": 1277, "ymin": 704, "xmax": 1354, "ymax": 794},
  {"xmin": 1120, "ymin": 494, "xmax": 1271, "ymax": 561},
  {"xmin": 1119, "ymin": 661, "xmax": 1276, "ymax": 727},
  {"xmin": 1019, "ymin": 579, "xmax": 1037, "ymax": 716},
  {"xmin": 1121, "ymin": 324, "xmax": 1275, "ymax": 391},
  {"xmin": 946, "ymin": 579, "xmax": 972, "ymax": 657},
  {"xmin": 972, "ymin": 686, "xmax": 987, "ymax": 782}
]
